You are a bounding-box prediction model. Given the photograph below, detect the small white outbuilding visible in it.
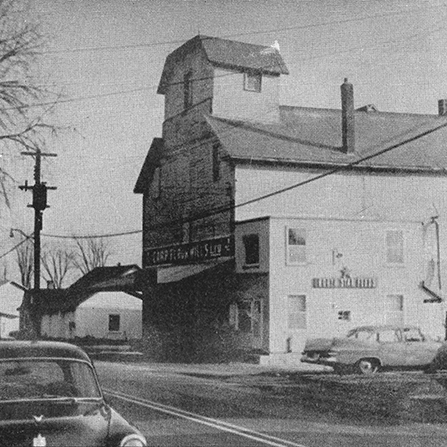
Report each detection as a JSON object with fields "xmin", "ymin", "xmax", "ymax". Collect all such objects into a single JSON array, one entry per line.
[
  {"xmin": 0, "ymin": 281, "xmax": 26, "ymax": 338},
  {"xmin": 40, "ymin": 290, "xmax": 143, "ymax": 340}
]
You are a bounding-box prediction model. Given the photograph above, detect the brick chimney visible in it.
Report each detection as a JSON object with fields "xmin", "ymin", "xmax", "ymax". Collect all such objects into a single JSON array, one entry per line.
[
  {"xmin": 438, "ymin": 99, "xmax": 447, "ymax": 116},
  {"xmin": 341, "ymin": 78, "xmax": 355, "ymax": 153}
]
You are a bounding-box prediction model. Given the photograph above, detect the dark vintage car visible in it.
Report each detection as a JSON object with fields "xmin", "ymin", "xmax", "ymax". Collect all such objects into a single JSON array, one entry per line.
[
  {"xmin": 301, "ymin": 325, "xmax": 443, "ymax": 374},
  {"xmin": 0, "ymin": 340, "xmax": 147, "ymax": 446}
]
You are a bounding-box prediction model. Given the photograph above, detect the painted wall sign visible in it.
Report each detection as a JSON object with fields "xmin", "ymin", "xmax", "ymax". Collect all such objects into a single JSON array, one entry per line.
[
  {"xmin": 312, "ymin": 277, "xmax": 377, "ymax": 289},
  {"xmin": 144, "ymin": 235, "xmax": 234, "ymax": 266}
]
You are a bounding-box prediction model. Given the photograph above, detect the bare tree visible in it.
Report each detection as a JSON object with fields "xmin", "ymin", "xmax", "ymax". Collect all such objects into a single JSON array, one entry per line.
[
  {"xmin": 0, "ymin": 0, "xmax": 58, "ymax": 204},
  {"xmin": 15, "ymin": 236, "xmax": 33, "ymax": 288},
  {"xmin": 72, "ymin": 237, "xmax": 112, "ymax": 275},
  {"xmin": 41, "ymin": 244, "xmax": 75, "ymax": 288}
]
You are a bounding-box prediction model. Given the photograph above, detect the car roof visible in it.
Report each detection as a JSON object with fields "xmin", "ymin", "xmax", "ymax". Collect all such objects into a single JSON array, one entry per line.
[
  {"xmin": 350, "ymin": 325, "xmax": 419, "ymax": 332},
  {"xmin": 0, "ymin": 340, "xmax": 91, "ymax": 362}
]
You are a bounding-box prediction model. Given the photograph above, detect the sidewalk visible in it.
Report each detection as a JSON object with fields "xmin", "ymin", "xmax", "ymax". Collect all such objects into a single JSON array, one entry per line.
[{"xmin": 99, "ymin": 358, "xmax": 331, "ymax": 377}]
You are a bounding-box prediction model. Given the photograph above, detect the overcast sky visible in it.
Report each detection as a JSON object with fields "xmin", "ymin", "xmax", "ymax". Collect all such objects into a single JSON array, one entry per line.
[{"xmin": 2, "ymin": 0, "xmax": 447, "ymax": 281}]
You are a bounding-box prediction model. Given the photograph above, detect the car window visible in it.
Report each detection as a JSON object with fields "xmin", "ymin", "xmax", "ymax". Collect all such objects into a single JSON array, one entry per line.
[
  {"xmin": 378, "ymin": 329, "xmax": 400, "ymax": 343},
  {"xmin": 403, "ymin": 328, "xmax": 425, "ymax": 342},
  {"xmin": 348, "ymin": 330, "xmax": 376, "ymax": 342},
  {"xmin": 0, "ymin": 359, "xmax": 101, "ymax": 401}
]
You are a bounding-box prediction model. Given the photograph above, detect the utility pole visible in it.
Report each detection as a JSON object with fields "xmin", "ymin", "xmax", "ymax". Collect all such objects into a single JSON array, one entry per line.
[{"xmin": 19, "ymin": 149, "xmax": 57, "ymax": 290}]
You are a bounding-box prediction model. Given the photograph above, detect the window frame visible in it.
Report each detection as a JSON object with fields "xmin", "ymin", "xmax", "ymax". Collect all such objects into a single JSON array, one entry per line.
[
  {"xmin": 152, "ymin": 166, "xmax": 161, "ymax": 200},
  {"xmin": 212, "ymin": 143, "xmax": 220, "ymax": 182},
  {"xmin": 183, "ymin": 71, "xmax": 193, "ymax": 109},
  {"xmin": 108, "ymin": 314, "xmax": 121, "ymax": 332},
  {"xmin": 286, "ymin": 227, "xmax": 307, "ymax": 265},
  {"xmin": 242, "ymin": 233, "xmax": 260, "ymax": 267},
  {"xmin": 385, "ymin": 229, "xmax": 405, "ymax": 266},
  {"xmin": 287, "ymin": 295, "xmax": 307, "ymax": 330},
  {"xmin": 243, "ymin": 71, "xmax": 262, "ymax": 93}
]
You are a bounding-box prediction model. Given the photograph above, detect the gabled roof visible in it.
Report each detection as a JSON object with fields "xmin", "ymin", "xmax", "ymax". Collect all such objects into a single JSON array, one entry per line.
[
  {"xmin": 134, "ymin": 138, "xmax": 163, "ymax": 194},
  {"xmin": 70, "ymin": 264, "xmax": 142, "ymax": 292},
  {"xmin": 206, "ymin": 106, "xmax": 447, "ymax": 173},
  {"xmin": 158, "ymin": 35, "xmax": 289, "ymax": 94}
]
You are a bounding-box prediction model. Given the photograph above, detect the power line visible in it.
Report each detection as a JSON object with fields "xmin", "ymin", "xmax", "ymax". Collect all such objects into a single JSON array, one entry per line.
[
  {"xmin": 6, "ymin": 115, "xmax": 447, "ymax": 245},
  {"xmin": 145, "ymin": 117, "xmax": 447, "ymax": 232},
  {"xmin": 41, "ymin": 229, "xmax": 141, "ymax": 239},
  {"xmin": 0, "ymin": 233, "xmax": 33, "ymax": 261},
  {"xmin": 9, "ymin": 8, "xmax": 447, "ymax": 113},
  {"xmin": 42, "ymin": 4, "xmax": 447, "ymax": 55}
]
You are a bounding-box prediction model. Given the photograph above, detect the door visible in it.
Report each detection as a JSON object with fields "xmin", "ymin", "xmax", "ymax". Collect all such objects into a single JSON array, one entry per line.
[
  {"xmin": 377, "ymin": 327, "xmax": 406, "ymax": 367},
  {"xmin": 403, "ymin": 327, "xmax": 439, "ymax": 367}
]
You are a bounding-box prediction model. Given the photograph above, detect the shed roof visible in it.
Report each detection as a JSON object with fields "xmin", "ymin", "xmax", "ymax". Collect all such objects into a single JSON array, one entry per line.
[
  {"xmin": 29, "ymin": 265, "xmax": 142, "ymax": 315},
  {"xmin": 158, "ymin": 35, "xmax": 289, "ymax": 94}
]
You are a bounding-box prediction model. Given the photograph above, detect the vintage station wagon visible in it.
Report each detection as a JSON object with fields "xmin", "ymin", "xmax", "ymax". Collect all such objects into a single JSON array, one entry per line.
[{"xmin": 0, "ymin": 340, "xmax": 147, "ymax": 446}]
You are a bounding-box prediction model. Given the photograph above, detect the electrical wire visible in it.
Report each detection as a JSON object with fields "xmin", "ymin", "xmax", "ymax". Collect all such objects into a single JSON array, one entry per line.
[
  {"xmin": 0, "ymin": 233, "xmax": 33, "ymax": 261},
  {"xmin": 8, "ymin": 6, "xmax": 447, "ymax": 112},
  {"xmin": 144, "ymin": 117, "xmax": 447, "ymax": 232},
  {"xmin": 41, "ymin": 229, "xmax": 141, "ymax": 239},
  {"xmin": 42, "ymin": 4, "xmax": 447, "ymax": 55}
]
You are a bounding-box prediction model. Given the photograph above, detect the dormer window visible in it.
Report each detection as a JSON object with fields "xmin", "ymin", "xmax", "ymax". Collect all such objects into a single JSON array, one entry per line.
[
  {"xmin": 184, "ymin": 71, "xmax": 193, "ymax": 109},
  {"xmin": 244, "ymin": 71, "xmax": 261, "ymax": 92}
]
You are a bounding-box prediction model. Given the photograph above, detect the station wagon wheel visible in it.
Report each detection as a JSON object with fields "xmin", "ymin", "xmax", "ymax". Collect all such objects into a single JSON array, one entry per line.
[{"xmin": 356, "ymin": 358, "xmax": 379, "ymax": 375}]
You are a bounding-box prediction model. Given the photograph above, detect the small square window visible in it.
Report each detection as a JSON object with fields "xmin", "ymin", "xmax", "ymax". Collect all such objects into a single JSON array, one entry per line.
[
  {"xmin": 108, "ymin": 314, "xmax": 120, "ymax": 332},
  {"xmin": 243, "ymin": 234, "xmax": 259, "ymax": 266},
  {"xmin": 244, "ymin": 72, "xmax": 261, "ymax": 92}
]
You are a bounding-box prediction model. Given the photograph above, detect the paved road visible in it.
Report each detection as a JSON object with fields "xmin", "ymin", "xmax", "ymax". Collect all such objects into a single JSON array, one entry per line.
[{"xmin": 96, "ymin": 361, "xmax": 447, "ymax": 447}]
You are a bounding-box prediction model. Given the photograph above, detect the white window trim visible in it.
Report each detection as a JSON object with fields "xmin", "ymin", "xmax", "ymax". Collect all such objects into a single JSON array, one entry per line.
[
  {"xmin": 243, "ymin": 72, "xmax": 262, "ymax": 92},
  {"xmin": 287, "ymin": 294, "xmax": 307, "ymax": 330},
  {"xmin": 384, "ymin": 229, "xmax": 405, "ymax": 267},
  {"xmin": 285, "ymin": 227, "xmax": 307, "ymax": 266}
]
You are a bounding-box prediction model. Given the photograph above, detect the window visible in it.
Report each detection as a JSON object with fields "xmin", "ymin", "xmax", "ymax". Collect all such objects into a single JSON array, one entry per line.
[
  {"xmin": 287, "ymin": 228, "xmax": 306, "ymax": 264},
  {"xmin": 244, "ymin": 72, "xmax": 261, "ymax": 92},
  {"xmin": 184, "ymin": 71, "xmax": 193, "ymax": 109},
  {"xmin": 230, "ymin": 301, "xmax": 251, "ymax": 333},
  {"xmin": 338, "ymin": 310, "xmax": 351, "ymax": 321},
  {"xmin": 229, "ymin": 303, "xmax": 238, "ymax": 328},
  {"xmin": 153, "ymin": 167, "xmax": 161, "ymax": 199},
  {"xmin": 378, "ymin": 329, "xmax": 400, "ymax": 343},
  {"xmin": 108, "ymin": 314, "xmax": 120, "ymax": 332},
  {"xmin": 386, "ymin": 230, "xmax": 404, "ymax": 264},
  {"xmin": 287, "ymin": 295, "xmax": 306, "ymax": 330},
  {"xmin": 212, "ymin": 143, "xmax": 220, "ymax": 182},
  {"xmin": 385, "ymin": 294, "xmax": 404, "ymax": 325},
  {"xmin": 243, "ymin": 234, "xmax": 259, "ymax": 266},
  {"xmin": 403, "ymin": 327, "xmax": 424, "ymax": 342}
]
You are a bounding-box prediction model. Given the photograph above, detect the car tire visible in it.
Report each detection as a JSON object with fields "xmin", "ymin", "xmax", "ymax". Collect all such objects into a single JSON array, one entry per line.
[{"xmin": 356, "ymin": 358, "xmax": 379, "ymax": 375}]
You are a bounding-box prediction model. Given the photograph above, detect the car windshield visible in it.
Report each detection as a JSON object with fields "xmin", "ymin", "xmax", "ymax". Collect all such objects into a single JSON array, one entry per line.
[{"xmin": 0, "ymin": 359, "xmax": 102, "ymax": 401}]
